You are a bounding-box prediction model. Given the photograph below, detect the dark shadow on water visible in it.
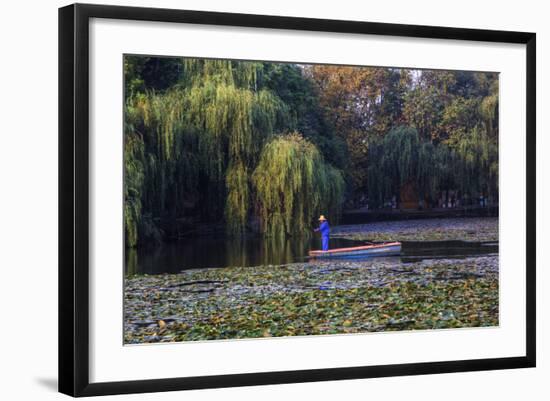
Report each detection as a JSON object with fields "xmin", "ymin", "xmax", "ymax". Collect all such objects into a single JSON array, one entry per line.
[
  {"xmin": 35, "ymin": 377, "xmax": 57, "ymax": 392},
  {"xmin": 126, "ymin": 235, "xmax": 498, "ymax": 275},
  {"xmin": 401, "ymin": 240, "xmax": 498, "ymax": 261},
  {"xmin": 127, "ymin": 235, "xmax": 350, "ymax": 275}
]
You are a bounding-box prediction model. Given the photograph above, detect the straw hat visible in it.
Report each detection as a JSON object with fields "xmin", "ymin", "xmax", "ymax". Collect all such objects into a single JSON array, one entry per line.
[{"xmin": 318, "ymin": 215, "xmax": 327, "ymax": 221}]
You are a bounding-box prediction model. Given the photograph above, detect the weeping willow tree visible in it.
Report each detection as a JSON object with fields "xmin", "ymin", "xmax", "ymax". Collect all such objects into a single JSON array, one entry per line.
[
  {"xmin": 367, "ymin": 127, "xmax": 420, "ymax": 207},
  {"xmin": 124, "ymin": 58, "xmax": 344, "ymax": 246},
  {"xmin": 124, "ymin": 130, "xmax": 145, "ymax": 248},
  {"xmin": 416, "ymin": 141, "xmax": 438, "ymax": 201},
  {"xmin": 125, "ymin": 60, "xmax": 290, "ymax": 242},
  {"xmin": 252, "ymin": 133, "xmax": 345, "ymax": 237},
  {"xmin": 455, "ymin": 125, "xmax": 498, "ymax": 200},
  {"xmin": 124, "ymin": 56, "xmax": 499, "ymax": 247},
  {"xmin": 367, "ymin": 125, "xmax": 498, "ymax": 208}
]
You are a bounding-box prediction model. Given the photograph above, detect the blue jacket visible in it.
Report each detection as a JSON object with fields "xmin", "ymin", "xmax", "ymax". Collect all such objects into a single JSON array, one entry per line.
[{"xmin": 317, "ymin": 221, "xmax": 330, "ymax": 237}]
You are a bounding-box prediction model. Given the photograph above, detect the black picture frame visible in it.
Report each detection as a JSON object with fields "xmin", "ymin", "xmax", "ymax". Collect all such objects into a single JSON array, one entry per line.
[{"xmin": 59, "ymin": 3, "xmax": 536, "ymax": 397}]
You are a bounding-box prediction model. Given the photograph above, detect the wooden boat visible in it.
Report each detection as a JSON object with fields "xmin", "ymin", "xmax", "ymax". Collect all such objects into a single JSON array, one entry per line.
[{"xmin": 308, "ymin": 241, "xmax": 402, "ymax": 259}]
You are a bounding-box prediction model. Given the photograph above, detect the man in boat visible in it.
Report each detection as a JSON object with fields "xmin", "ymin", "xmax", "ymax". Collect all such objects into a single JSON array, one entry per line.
[{"xmin": 314, "ymin": 215, "xmax": 330, "ymax": 251}]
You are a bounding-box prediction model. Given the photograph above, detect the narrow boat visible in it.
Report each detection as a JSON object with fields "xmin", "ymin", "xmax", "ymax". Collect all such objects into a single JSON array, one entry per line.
[{"xmin": 308, "ymin": 241, "xmax": 402, "ymax": 259}]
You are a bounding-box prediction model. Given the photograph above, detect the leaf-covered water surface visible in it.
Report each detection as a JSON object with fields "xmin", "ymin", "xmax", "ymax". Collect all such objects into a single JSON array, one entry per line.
[{"xmin": 124, "ymin": 254, "xmax": 498, "ymax": 344}]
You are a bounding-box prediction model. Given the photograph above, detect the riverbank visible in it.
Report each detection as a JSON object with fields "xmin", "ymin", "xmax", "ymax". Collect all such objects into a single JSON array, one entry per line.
[
  {"xmin": 340, "ymin": 205, "xmax": 498, "ymax": 225},
  {"xmin": 333, "ymin": 217, "xmax": 498, "ymax": 242}
]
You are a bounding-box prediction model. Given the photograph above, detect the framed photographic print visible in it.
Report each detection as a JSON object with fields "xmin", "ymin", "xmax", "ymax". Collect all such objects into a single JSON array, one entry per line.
[{"xmin": 58, "ymin": 3, "xmax": 536, "ymax": 397}]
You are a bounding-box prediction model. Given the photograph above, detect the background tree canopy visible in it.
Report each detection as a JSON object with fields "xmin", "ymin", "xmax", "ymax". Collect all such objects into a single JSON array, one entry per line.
[{"xmin": 124, "ymin": 56, "xmax": 498, "ymax": 247}]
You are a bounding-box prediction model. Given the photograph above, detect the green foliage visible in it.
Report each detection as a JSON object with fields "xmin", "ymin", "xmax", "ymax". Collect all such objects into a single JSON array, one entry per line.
[
  {"xmin": 441, "ymin": 97, "xmax": 482, "ymax": 146},
  {"xmin": 480, "ymin": 92, "xmax": 499, "ymax": 139},
  {"xmin": 124, "ymin": 57, "xmax": 345, "ymax": 246},
  {"xmin": 252, "ymin": 133, "xmax": 344, "ymax": 237},
  {"xmin": 124, "ymin": 131, "xmax": 145, "ymax": 247},
  {"xmin": 124, "ymin": 56, "xmax": 183, "ymax": 96},
  {"xmin": 262, "ymin": 63, "xmax": 348, "ymax": 170},
  {"xmin": 307, "ymin": 66, "xmax": 411, "ymax": 200},
  {"xmin": 124, "ymin": 55, "xmax": 499, "ymax": 246},
  {"xmin": 367, "ymin": 125, "xmax": 497, "ymax": 208},
  {"xmin": 384, "ymin": 127, "xmax": 420, "ymax": 186},
  {"xmin": 225, "ymin": 161, "xmax": 250, "ymax": 234},
  {"xmin": 362, "ymin": 70, "xmax": 499, "ymax": 208},
  {"xmin": 455, "ymin": 125, "xmax": 498, "ymax": 197},
  {"xmin": 403, "ymin": 85, "xmax": 444, "ymax": 141},
  {"xmin": 367, "ymin": 127, "xmax": 420, "ymax": 206}
]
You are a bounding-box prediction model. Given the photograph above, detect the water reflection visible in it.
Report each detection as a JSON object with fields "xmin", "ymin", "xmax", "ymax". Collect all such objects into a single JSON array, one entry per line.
[
  {"xmin": 126, "ymin": 235, "xmax": 339, "ymax": 275},
  {"xmin": 125, "ymin": 235, "xmax": 498, "ymax": 275}
]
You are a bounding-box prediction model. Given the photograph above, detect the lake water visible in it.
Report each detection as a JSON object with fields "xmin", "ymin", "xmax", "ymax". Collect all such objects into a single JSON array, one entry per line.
[{"xmin": 125, "ymin": 235, "xmax": 498, "ymax": 275}]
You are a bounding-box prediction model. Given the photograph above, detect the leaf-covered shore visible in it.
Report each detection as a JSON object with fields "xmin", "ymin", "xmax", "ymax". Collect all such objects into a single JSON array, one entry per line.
[
  {"xmin": 333, "ymin": 217, "xmax": 498, "ymax": 242},
  {"xmin": 124, "ymin": 254, "xmax": 498, "ymax": 344}
]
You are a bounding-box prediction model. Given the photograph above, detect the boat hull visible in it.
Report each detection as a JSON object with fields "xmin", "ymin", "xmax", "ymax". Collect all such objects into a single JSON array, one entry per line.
[{"xmin": 308, "ymin": 242, "xmax": 402, "ymax": 259}]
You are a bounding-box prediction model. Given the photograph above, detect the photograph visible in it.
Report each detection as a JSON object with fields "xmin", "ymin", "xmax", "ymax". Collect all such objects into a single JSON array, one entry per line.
[{"xmin": 123, "ymin": 55, "xmax": 500, "ymax": 344}]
